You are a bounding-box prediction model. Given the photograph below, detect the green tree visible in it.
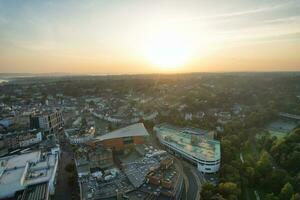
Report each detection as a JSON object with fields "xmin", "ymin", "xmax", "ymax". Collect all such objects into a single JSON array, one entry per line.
[
  {"xmin": 244, "ymin": 166, "xmax": 255, "ymax": 185},
  {"xmin": 264, "ymin": 193, "xmax": 279, "ymax": 200},
  {"xmin": 291, "ymin": 193, "xmax": 300, "ymax": 200},
  {"xmin": 201, "ymin": 182, "xmax": 217, "ymax": 200},
  {"xmin": 256, "ymin": 151, "xmax": 272, "ymax": 176},
  {"xmin": 280, "ymin": 182, "xmax": 294, "ymax": 200},
  {"xmin": 218, "ymin": 182, "xmax": 240, "ymax": 200}
]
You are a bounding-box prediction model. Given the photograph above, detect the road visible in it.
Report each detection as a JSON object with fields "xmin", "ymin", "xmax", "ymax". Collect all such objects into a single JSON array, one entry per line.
[
  {"xmin": 54, "ymin": 131, "xmax": 79, "ymax": 200},
  {"xmin": 182, "ymin": 160, "xmax": 203, "ymax": 200},
  {"xmin": 175, "ymin": 158, "xmax": 189, "ymax": 200},
  {"xmin": 147, "ymin": 129, "xmax": 204, "ymax": 200}
]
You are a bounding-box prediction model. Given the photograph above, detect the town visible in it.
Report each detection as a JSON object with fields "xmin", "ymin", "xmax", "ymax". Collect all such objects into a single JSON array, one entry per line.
[{"xmin": 0, "ymin": 73, "xmax": 300, "ymax": 200}]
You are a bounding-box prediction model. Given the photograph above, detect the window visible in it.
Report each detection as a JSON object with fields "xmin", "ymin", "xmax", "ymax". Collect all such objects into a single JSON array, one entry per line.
[{"xmin": 123, "ymin": 137, "xmax": 133, "ymax": 145}]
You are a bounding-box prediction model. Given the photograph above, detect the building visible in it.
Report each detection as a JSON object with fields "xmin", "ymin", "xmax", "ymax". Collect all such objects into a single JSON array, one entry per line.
[
  {"xmin": 16, "ymin": 182, "xmax": 50, "ymax": 200},
  {"xmin": 77, "ymin": 144, "xmax": 183, "ymax": 200},
  {"xmin": 94, "ymin": 123, "xmax": 149, "ymax": 152},
  {"xmin": 154, "ymin": 124, "xmax": 221, "ymax": 173},
  {"xmin": 66, "ymin": 127, "xmax": 95, "ymax": 145},
  {"xmin": 0, "ymin": 118, "xmax": 14, "ymax": 131},
  {"xmin": 29, "ymin": 109, "xmax": 64, "ymax": 134},
  {"xmin": 75, "ymin": 145, "xmax": 114, "ymax": 178},
  {"xmin": 0, "ymin": 149, "xmax": 59, "ymax": 199},
  {"xmin": 88, "ymin": 146, "xmax": 113, "ymax": 169},
  {"xmin": 0, "ymin": 139, "xmax": 8, "ymax": 157},
  {"xmin": 1, "ymin": 129, "xmax": 42, "ymax": 150}
]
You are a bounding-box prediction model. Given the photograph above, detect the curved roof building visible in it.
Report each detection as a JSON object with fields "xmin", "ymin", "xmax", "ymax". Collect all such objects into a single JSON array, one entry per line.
[
  {"xmin": 94, "ymin": 123, "xmax": 149, "ymax": 151},
  {"xmin": 154, "ymin": 124, "xmax": 220, "ymax": 173}
]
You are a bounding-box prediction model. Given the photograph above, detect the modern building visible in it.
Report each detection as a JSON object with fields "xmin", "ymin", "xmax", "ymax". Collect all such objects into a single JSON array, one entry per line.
[
  {"xmin": 66, "ymin": 127, "xmax": 95, "ymax": 145},
  {"xmin": 29, "ymin": 109, "xmax": 64, "ymax": 134},
  {"xmin": 94, "ymin": 123, "xmax": 149, "ymax": 152},
  {"xmin": 0, "ymin": 149, "xmax": 59, "ymax": 199},
  {"xmin": 154, "ymin": 124, "xmax": 221, "ymax": 173}
]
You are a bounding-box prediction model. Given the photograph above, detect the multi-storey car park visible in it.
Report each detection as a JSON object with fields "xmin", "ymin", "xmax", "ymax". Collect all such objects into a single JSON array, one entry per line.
[{"xmin": 154, "ymin": 123, "xmax": 221, "ymax": 173}]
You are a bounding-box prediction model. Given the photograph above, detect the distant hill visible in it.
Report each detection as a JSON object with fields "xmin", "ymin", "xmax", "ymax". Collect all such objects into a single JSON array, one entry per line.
[{"xmin": 0, "ymin": 72, "xmax": 76, "ymax": 78}]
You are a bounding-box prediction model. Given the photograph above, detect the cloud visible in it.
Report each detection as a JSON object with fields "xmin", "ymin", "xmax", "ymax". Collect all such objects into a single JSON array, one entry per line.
[
  {"xmin": 175, "ymin": 2, "xmax": 297, "ymax": 23},
  {"xmin": 254, "ymin": 32, "xmax": 300, "ymax": 42},
  {"xmin": 263, "ymin": 16, "xmax": 300, "ymax": 24}
]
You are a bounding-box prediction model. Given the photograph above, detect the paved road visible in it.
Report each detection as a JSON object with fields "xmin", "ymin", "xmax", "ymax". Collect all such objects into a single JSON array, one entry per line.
[
  {"xmin": 54, "ymin": 132, "xmax": 79, "ymax": 200},
  {"xmin": 182, "ymin": 161, "xmax": 202, "ymax": 200},
  {"xmin": 184, "ymin": 167, "xmax": 198, "ymax": 200},
  {"xmin": 54, "ymin": 149, "xmax": 73, "ymax": 200},
  {"xmin": 175, "ymin": 158, "xmax": 189, "ymax": 200}
]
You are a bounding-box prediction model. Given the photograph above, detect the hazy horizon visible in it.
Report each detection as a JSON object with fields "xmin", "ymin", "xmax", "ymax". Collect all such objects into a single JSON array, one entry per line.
[{"xmin": 1, "ymin": 0, "xmax": 300, "ymax": 74}]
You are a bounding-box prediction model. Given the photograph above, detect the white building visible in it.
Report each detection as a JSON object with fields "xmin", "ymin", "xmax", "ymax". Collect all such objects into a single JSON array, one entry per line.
[
  {"xmin": 0, "ymin": 149, "xmax": 59, "ymax": 199},
  {"xmin": 154, "ymin": 124, "xmax": 221, "ymax": 173}
]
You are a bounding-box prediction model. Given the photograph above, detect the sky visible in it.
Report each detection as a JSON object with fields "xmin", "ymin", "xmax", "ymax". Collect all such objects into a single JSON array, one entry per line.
[{"xmin": 0, "ymin": 0, "xmax": 300, "ymax": 74}]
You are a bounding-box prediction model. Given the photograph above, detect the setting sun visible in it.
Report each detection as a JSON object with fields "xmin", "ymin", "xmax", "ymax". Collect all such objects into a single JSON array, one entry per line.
[{"xmin": 143, "ymin": 30, "xmax": 191, "ymax": 71}]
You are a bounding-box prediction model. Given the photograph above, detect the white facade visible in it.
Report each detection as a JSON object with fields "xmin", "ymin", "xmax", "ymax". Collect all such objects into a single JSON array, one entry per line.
[
  {"xmin": 0, "ymin": 150, "xmax": 59, "ymax": 199},
  {"xmin": 154, "ymin": 125, "xmax": 221, "ymax": 174},
  {"xmin": 158, "ymin": 138, "xmax": 220, "ymax": 173}
]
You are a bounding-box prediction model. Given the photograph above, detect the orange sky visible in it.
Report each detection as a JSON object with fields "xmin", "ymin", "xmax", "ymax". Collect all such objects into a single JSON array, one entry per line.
[{"xmin": 0, "ymin": 0, "xmax": 300, "ymax": 74}]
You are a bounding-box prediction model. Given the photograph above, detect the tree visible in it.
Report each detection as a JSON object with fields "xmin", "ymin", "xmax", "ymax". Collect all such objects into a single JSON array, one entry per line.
[
  {"xmin": 201, "ymin": 182, "xmax": 217, "ymax": 200},
  {"xmin": 218, "ymin": 182, "xmax": 240, "ymax": 200},
  {"xmin": 220, "ymin": 164, "xmax": 240, "ymax": 184},
  {"xmin": 256, "ymin": 151, "xmax": 272, "ymax": 176},
  {"xmin": 280, "ymin": 182, "xmax": 294, "ymax": 200},
  {"xmin": 259, "ymin": 168, "xmax": 289, "ymax": 193},
  {"xmin": 244, "ymin": 166, "xmax": 255, "ymax": 186},
  {"xmin": 291, "ymin": 193, "xmax": 300, "ymax": 200},
  {"xmin": 264, "ymin": 193, "xmax": 279, "ymax": 200}
]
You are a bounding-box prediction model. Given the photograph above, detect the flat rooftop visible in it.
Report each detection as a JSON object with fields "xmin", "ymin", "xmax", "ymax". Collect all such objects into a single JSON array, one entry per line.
[
  {"xmin": 17, "ymin": 182, "xmax": 49, "ymax": 200},
  {"xmin": 95, "ymin": 123, "xmax": 149, "ymax": 141},
  {"xmin": 0, "ymin": 151, "xmax": 58, "ymax": 199},
  {"xmin": 155, "ymin": 125, "xmax": 220, "ymax": 162},
  {"xmin": 155, "ymin": 123, "xmax": 214, "ymax": 139}
]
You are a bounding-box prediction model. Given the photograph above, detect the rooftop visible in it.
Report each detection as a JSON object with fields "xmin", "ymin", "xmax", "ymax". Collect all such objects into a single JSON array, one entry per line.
[
  {"xmin": 155, "ymin": 125, "xmax": 220, "ymax": 161},
  {"xmin": 16, "ymin": 182, "xmax": 49, "ymax": 200},
  {"xmin": 95, "ymin": 123, "xmax": 149, "ymax": 141},
  {"xmin": 0, "ymin": 150, "xmax": 58, "ymax": 199},
  {"xmin": 155, "ymin": 123, "xmax": 214, "ymax": 139}
]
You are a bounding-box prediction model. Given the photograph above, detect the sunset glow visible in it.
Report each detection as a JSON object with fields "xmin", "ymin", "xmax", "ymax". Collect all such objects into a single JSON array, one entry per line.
[
  {"xmin": 143, "ymin": 30, "xmax": 191, "ymax": 71},
  {"xmin": 0, "ymin": 0, "xmax": 300, "ymax": 74}
]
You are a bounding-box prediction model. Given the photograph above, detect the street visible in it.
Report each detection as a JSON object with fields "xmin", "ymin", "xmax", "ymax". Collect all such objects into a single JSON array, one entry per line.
[{"xmin": 54, "ymin": 131, "xmax": 79, "ymax": 200}]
